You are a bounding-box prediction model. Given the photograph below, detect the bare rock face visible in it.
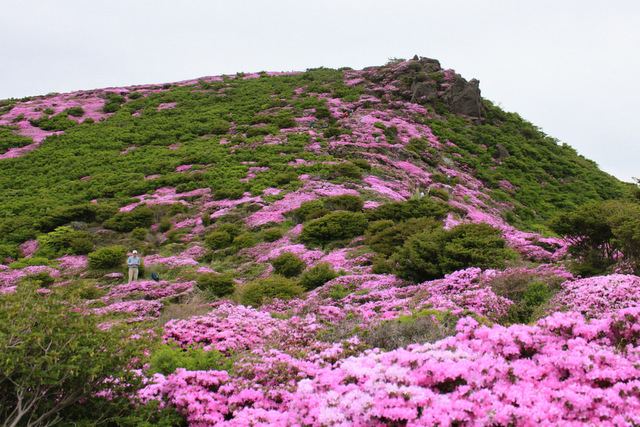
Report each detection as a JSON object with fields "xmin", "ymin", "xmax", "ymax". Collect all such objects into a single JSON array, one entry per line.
[
  {"xmin": 443, "ymin": 78, "xmax": 483, "ymax": 117},
  {"xmin": 410, "ymin": 81, "xmax": 438, "ymax": 104}
]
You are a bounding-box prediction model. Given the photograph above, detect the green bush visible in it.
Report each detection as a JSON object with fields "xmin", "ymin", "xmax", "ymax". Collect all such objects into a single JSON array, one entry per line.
[
  {"xmin": 300, "ymin": 211, "xmax": 368, "ymax": 247},
  {"xmin": 233, "ymin": 233, "xmax": 255, "ymax": 249},
  {"xmin": 284, "ymin": 200, "xmax": 324, "ymax": 224},
  {"xmin": 262, "ymin": 227, "xmax": 283, "ymax": 242},
  {"xmin": 205, "ymin": 231, "xmax": 232, "ymax": 250},
  {"xmin": 103, "ymin": 207, "xmax": 155, "ymax": 232},
  {"xmin": 9, "ymin": 257, "xmax": 52, "ymax": 269},
  {"xmin": 328, "ymin": 162, "xmax": 362, "ymax": 180},
  {"xmin": 24, "ymin": 271, "xmax": 55, "ymax": 288},
  {"xmin": 196, "ymin": 273, "xmax": 235, "ymax": 297},
  {"xmin": 323, "ymin": 194, "xmax": 364, "ymax": 212},
  {"xmin": 0, "ymin": 286, "xmax": 152, "ymax": 426},
  {"xmin": 273, "ymin": 171, "xmax": 299, "ymax": 187},
  {"xmin": 271, "ymin": 252, "xmax": 306, "ymax": 278},
  {"xmin": 350, "ymin": 158, "xmax": 371, "ymax": 170},
  {"xmin": 66, "ymin": 106, "xmax": 85, "ymax": 117},
  {"xmin": 36, "ymin": 226, "xmax": 94, "ymax": 258},
  {"xmin": 299, "ymin": 262, "xmax": 338, "ymax": 291},
  {"xmin": 428, "ymin": 187, "xmax": 450, "ymax": 201},
  {"xmin": 366, "ymin": 197, "xmax": 451, "ymax": 223},
  {"xmin": 393, "ymin": 223, "xmax": 518, "ymax": 282},
  {"xmin": 131, "ymin": 227, "xmax": 148, "ymax": 240},
  {"xmin": 87, "ymin": 245, "xmax": 128, "ymax": 269},
  {"xmin": 240, "ymin": 275, "xmax": 304, "ymax": 307},
  {"xmin": 150, "ymin": 344, "xmax": 233, "ymax": 376}
]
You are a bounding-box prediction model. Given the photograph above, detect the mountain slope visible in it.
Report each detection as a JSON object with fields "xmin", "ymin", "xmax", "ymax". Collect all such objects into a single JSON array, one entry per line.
[{"xmin": 1, "ymin": 57, "xmax": 638, "ymax": 425}]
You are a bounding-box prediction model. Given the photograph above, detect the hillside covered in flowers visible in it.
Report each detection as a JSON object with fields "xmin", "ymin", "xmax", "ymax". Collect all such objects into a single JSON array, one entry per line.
[{"xmin": 2, "ymin": 57, "xmax": 640, "ymax": 426}]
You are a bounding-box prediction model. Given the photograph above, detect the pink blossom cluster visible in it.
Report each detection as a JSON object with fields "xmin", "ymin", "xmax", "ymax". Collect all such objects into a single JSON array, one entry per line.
[
  {"xmin": 54, "ymin": 255, "xmax": 89, "ymax": 271},
  {"xmin": 91, "ymin": 299, "xmax": 163, "ymax": 318},
  {"xmin": 551, "ymin": 274, "xmax": 640, "ymax": 317},
  {"xmin": 19, "ymin": 239, "xmax": 39, "ymax": 258},
  {"xmin": 100, "ymin": 280, "xmax": 195, "ymax": 302},
  {"xmin": 162, "ymin": 303, "xmax": 290, "ymax": 353}
]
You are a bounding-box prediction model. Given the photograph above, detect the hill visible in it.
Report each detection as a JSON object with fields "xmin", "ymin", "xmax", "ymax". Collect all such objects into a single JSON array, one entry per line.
[{"xmin": 1, "ymin": 57, "xmax": 640, "ymax": 425}]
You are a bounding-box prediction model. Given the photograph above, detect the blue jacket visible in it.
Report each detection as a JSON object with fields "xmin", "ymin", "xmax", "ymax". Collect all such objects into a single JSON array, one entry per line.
[{"xmin": 127, "ymin": 255, "xmax": 140, "ymax": 268}]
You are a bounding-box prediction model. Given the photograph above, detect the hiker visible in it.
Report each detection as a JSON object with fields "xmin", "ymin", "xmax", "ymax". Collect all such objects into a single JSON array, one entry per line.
[
  {"xmin": 309, "ymin": 120, "xmax": 315, "ymax": 128},
  {"xmin": 127, "ymin": 250, "xmax": 141, "ymax": 283},
  {"xmin": 343, "ymin": 111, "xmax": 348, "ymax": 118}
]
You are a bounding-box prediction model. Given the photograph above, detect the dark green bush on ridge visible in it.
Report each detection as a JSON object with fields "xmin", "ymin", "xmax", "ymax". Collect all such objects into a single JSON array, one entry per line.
[{"xmin": 197, "ymin": 273, "xmax": 235, "ymax": 297}]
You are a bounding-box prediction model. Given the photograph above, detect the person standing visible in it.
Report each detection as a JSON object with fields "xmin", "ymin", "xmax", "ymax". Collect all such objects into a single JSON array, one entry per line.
[{"xmin": 127, "ymin": 250, "xmax": 141, "ymax": 283}]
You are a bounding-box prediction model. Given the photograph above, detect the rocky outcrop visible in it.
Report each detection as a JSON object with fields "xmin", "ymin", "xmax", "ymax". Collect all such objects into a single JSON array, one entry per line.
[
  {"xmin": 442, "ymin": 77, "xmax": 483, "ymax": 118},
  {"xmin": 410, "ymin": 81, "xmax": 438, "ymax": 104}
]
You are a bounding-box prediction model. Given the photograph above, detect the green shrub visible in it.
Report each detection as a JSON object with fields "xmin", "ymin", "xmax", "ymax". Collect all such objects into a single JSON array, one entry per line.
[
  {"xmin": 36, "ymin": 226, "xmax": 94, "ymax": 258},
  {"xmin": 87, "ymin": 245, "xmax": 128, "ymax": 269},
  {"xmin": 103, "ymin": 207, "xmax": 155, "ymax": 232},
  {"xmin": 131, "ymin": 227, "xmax": 148, "ymax": 240},
  {"xmin": 366, "ymin": 197, "xmax": 451, "ymax": 223},
  {"xmin": 284, "ymin": 200, "xmax": 324, "ymax": 223},
  {"xmin": 201, "ymin": 212, "xmax": 211, "ymax": 227},
  {"xmin": 24, "ymin": 271, "xmax": 55, "ymax": 288},
  {"xmin": 233, "ymin": 233, "xmax": 255, "ymax": 249},
  {"xmin": 271, "ymin": 252, "xmax": 306, "ymax": 278},
  {"xmin": 273, "ymin": 171, "xmax": 299, "ymax": 187},
  {"xmin": 300, "ymin": 211, "xmax": 368, "ymax": 247},
  {"xmin": 0, "ymin": 244, "xmax": 17, "ymax": 262},
  {"xmin": 0, "ymin": 286, "xmax": 152, "ymax": 426},
  {"xmin": 158, "ymin": 218, "xmax": 172, "ymax": 233},
  {"xmin": 262, "ymin": 227, "xmax": 283, "ymax": 242},
  {"xmin": 196, "ymin": 273, "xmax": 235, "ymax": 297},
  {"xmin": 350, "ymin": 158, "xmax": 371, "ymax": 170},
  {"xmin": 328, "ymin": 162, "xmax": 362, "ymax": 179},
  {"xmin": 240, "ymin": 275, "xmax": 304, "ymax": 307},
  {"xmin": 299, "ymin": 262, "xmax": 338, "ymax": 291},
  {"xmin": 368, "ymin": 217, "xmax": 441, "ymax": 257},
  {"xmin": 217, "ymin": 222, "xmax": 242, "ymax": 238},
  {"xmin": 429, "ymin": 187, "xmax": 450, "ymax": 201},
  {"xmin": 323, "ymin": 194, "xmax": 364, "ymax": 212},
  {"xmin": 205, "ymin": 231, "xmax": 232, "ymax": 250},
  {"xmin": 213, "ymin": 188, "xmax": 245, "ymax": 200},
  {"xmin": 9, "ymin": 257, "xmax": 52, "ymax": 269},
  {"xmin": 149, "ymin": 344, "xmax": 233, "ymax": 376},
  {"xmin": 393, "ymin": 223, "xmax": 518, "ymax": 282},
  {"xmin": 66, "ymin": 106, "xmax": 85, "ymax": 117}
]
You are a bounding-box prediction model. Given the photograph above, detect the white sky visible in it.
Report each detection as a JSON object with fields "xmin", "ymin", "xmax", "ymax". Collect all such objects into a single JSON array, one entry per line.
[{"xmin": 2, "ymin": 0, "xmax": 639, "ymax": 182}]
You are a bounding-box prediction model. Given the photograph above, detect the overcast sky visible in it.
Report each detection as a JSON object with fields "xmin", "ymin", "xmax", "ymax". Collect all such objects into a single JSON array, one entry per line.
[{"xmin": 2, "ymin": 0, "xmax": 638, "ymax": 182}]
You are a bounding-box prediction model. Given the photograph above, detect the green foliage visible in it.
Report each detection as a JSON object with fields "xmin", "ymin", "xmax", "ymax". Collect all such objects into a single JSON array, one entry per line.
[
  {"xmin": 9, "ymin": 257, "xmax": 52, "ymax": 269},
  {"xmin": 240, "ymin": 275, "xmax": 304, "ymax": 307},
  {"xmin": 366, "ymin": 197, "xmax": 451, "ymax": 223},
  {"xmin": 323, "ymin": 194, "xmax": 364, "ymax": 212},
  {"xmin": 328, "ymin": 162, "xmax": 362, "ymax": 180},
  {"xmin": 393, "ymin": 223, "xmax": 518, "ymax": 282},
  {"xmin": 0, "ymin": 286, "xmax": 152, "ymax": 426},
  {"xmin": 36, "ymin": 226, "xmax": 93, "ymax": 258},
  {"xmin": 0, "ymin": 128, "xmax": 34, "ymax": 153},
  {"xmin": 232, "ymin": 232, "xmax": 255, "ymax": 249},
  {"xmin": 271, "ymin": 252, "xmax": 306, "ymax": 278},
  {"xmin": 66, "ymin": 106, "xmax": 85, "ymax": 117},
  {"xmin": 24, "ymin": 271, "xmax": 55, "ymax": 288},
  {"xmin": 350, "ymin": 158, "xmax": 371, "ymax": 170},
  {"xmin": 149, "ymin": 343, "xmax": 233, "ymax": 376},
  {"xmin": 300, "ymin": 211, "xmax": 368, "ymax": 247},
  {"xmin": 196, "ymin": 273, "xmax": 235, "ymax": 297},
  {"xmin": 285, "ymin": 200, "xmax": 325, "ymax": 224},
  {"xmin": 262, "ymin": 227, "xmax": 284, "ymax": 242},
  {"xmin": 549, "ymin": 200, "xmax": 640, "ymax": 276},
  {"xmin": 205, "ymin": 231, "xmax": 232, "ymax": 250},
  {"xmin": 428, "ymin": 187, "xmax": 450, "ymax": 201},
  {"xmin": 299, "ymin": 262, "xmax": 338, "ymax": 291},
  {"xmin": 103, "ymin": 207, "xmax": 155, "ymax": 232},
  {"xmin": 273, "ymin": 171, "xmax": 300, "ymax": 187},
  {"xmin": 368, "ymin": 217, "xmax": 441, "ymax": 257},
  {"xmin": 131, "ymin": 227, "xmax": 148, "ymax": 240},
  {"xmin": 87, "ymin": 245, "xmax": 128, "ymax": 269}
]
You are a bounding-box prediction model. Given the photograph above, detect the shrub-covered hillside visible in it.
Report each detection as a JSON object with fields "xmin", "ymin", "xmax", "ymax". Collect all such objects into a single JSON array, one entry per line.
[{"xmin": 2, "ymin": 57, "xmax": 640, "ymax": 425}]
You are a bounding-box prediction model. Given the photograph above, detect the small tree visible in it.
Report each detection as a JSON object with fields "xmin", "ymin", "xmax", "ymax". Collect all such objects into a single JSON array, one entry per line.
[{"xmin": 0, "ymin": 286, "xmax": 152, "ymax": 426}]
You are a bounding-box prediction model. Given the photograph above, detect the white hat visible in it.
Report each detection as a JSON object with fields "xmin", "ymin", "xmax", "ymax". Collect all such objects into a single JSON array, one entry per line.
[{"xmin": 132, "ymin": 250, "xmax": 138, "ymax": 254}]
